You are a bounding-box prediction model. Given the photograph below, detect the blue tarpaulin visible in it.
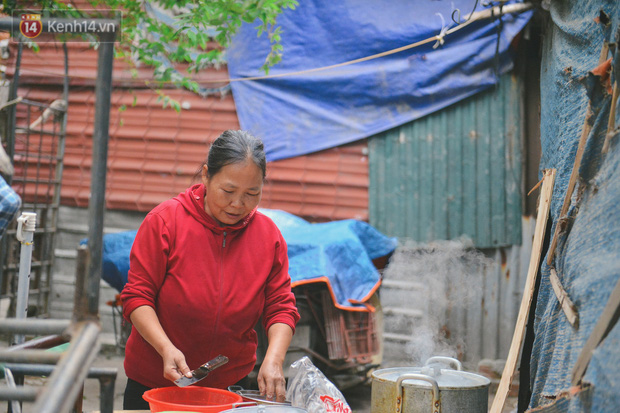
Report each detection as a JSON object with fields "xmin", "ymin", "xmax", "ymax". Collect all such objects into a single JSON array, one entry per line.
[
  {"xmin": 531, "ymin": 0, "xmax": 620, "ymax": 411},
  {"xmin": 227, "ymin": 0, "xmax": 533, "ymax": 161},
  {"xmin": 99, "ymin": 210, "xmax": 397, "ymax": 311}
]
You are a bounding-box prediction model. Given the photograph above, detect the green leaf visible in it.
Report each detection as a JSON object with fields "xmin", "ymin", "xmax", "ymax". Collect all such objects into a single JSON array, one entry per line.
[{"xmin": 6, "ymin": 0, "xmax": 298, "ymax": 107}]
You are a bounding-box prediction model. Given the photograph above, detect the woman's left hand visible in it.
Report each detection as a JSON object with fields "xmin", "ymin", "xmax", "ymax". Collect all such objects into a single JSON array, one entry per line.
[
  {"xmin": 259, "ymin": 323, "xmax": 294, "ymax": 402},
  {"xmin": 257, "ymin": 355, "xmax": 287, "ymax": 402}
]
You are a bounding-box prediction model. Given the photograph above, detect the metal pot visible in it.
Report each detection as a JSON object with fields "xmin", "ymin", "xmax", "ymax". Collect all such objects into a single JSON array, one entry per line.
[
  {"xmin": 370, "ymin": 356, "xmax": 490, "ymax": 413},
  {"xmin": 220, "ymin": 402, "xmax": 308, "ymax": 413},
  {"xmin": 228, "ymin": 385, "xmax": 292, "ymax": 406}
]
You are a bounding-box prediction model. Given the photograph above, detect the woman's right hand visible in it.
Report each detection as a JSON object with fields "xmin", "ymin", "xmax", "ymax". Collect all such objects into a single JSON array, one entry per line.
[
  {"xmin": 129, "ymin": 306, "xmax": 193, "ymax": 383},
  {"xmin": 161, "ymin": 345, "xmax": 193, "ymax": 382}
]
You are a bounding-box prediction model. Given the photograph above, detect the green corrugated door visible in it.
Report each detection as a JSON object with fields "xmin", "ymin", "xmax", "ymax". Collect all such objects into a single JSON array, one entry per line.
[{"xmin": 369, "ymin": 74, "xmax": 522, "ymax": 248}]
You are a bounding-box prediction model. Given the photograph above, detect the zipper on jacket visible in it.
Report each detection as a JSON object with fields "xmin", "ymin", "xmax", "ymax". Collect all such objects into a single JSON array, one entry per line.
[{"xmin": 207, "ymin": 230, "xmax": 226, "ymax": 360}]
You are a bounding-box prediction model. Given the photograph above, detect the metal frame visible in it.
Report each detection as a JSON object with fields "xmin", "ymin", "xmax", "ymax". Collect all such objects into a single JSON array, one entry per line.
[
  {"xmin": 0, "ymin": 16, "xmax": 118, "ymax": 413},
  {"xmin": 0, "ymin": 39, "xmax": 71, "ymax": 318}
]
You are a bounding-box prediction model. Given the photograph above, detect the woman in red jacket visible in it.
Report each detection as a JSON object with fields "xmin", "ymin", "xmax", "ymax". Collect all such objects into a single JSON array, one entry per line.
[{"xmin": 121, "ymin": 130, "xmax": 300, "ymax": 410}]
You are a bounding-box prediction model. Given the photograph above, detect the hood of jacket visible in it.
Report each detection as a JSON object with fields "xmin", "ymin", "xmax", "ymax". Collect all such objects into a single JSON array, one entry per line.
[{"xmin": 174, "ymin": 184, "xmax": 256, "ymax": 233}]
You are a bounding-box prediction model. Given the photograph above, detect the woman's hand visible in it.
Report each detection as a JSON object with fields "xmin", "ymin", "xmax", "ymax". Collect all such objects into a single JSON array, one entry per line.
[
  {"xmin": 161, "ymin": 345, "xmax": 193, "ymax": 382},
  {"xmin": 258, "ymin": 323, "xmax": 294, "ymax": 402},
  {"xmin": 258, "ymin": 356, "xmax": 287, "ymax": 402},
  {"xmin": 129, "ymin": 306, "xmax": 192, "ymax": 383}
]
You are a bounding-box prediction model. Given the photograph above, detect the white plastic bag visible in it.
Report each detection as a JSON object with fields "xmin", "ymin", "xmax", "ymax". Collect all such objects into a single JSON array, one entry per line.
[{"xmin": 286, "ymin": 356, "xmax": 352, "ymax": 413}]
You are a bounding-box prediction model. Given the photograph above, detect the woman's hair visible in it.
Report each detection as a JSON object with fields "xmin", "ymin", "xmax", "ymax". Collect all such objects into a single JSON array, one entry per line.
[{"xmin": 200, "ymin": 130, "xmax": 267, "ymax": 180}]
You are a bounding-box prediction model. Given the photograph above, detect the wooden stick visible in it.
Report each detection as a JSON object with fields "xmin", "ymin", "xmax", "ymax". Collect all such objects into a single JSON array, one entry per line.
[
  {"xmin": 489, "ymin": 169, "xmax": 556, "ymax": 413},
  {"xmin": 572, "ymin": 277, "xmax": 620, "ymax": 386},
  {"xmin": 549, "ymin": 267, "xmax": 579, "ymax": 328},
  {"xmin": 527, "ymin": 176, "xmax": 544, "ymax": 197},
  {"xmin": 546, "ymin": 108, "xmax": 592, "ymax": 267},
  {"xmin": 602, "ymin": 81, "xmax": 619, "ymax": 154},
  {"xmin": 547, "ymin": 43, "xmax": 610, "ymax": 266}
]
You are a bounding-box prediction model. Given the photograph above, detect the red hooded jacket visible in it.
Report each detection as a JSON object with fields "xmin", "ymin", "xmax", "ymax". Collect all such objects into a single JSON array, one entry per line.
[{"xmin": 121, "ymin": 184, "xmax": 300, "ymax": 389}]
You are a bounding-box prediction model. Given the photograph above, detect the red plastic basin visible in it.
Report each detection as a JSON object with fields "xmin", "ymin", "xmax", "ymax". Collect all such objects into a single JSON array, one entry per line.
[{"xmin": 143, "ymin": 386, "xmax": 243, "ymax": 413}]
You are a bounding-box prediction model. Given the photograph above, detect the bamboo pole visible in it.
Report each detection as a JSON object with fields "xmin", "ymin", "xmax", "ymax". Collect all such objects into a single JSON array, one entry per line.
[{"xmin": 490, "ymin": 169, "xmax": 556, "ymax": 413}]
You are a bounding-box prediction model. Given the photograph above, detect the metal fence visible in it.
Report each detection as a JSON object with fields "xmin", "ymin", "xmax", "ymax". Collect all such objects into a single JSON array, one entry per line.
[
  {"xmin": 0, "ymin": 16, "xmax": 118, "ymax": 412},
  {"xmin": 0, "ymin": 56, "xmax": 68, "ymax": 317}
]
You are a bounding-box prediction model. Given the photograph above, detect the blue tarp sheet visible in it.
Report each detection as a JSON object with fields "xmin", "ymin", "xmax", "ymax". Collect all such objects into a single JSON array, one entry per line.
[
  {"xmin": 532, "ymin": 0, "xmax": 620, "ymax": 410},
  {"xmin": 227, "ymin": 0, "xmax": 533, "ymax": 161},
  {"xmin": 99, "ymin": 210, "xmax": 397, "ymax": 311}
]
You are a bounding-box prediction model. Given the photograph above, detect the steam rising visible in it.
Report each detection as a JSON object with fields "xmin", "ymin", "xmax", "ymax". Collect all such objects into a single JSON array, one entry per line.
[{"xmin": 381, "ymin": 238, "xmax": 491, "ymax": 366}]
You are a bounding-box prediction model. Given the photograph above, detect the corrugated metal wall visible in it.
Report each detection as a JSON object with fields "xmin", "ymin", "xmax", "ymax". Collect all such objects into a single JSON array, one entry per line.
[
  {"xmin": 368, "ymin": 74, "xmax": 523, "ymax": 248},
  {"xmin": 381, "ymin": 217, "xmax": 535, "ymax": 367},
  {"xmin": 9, "ymin": 43, "xmax": 369, "ymax": 221}
]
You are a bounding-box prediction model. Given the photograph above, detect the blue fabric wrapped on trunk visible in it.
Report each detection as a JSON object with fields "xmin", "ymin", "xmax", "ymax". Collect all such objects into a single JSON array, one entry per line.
[
  {"xmin": 99, "ymin": 210, "xmax": 397, "ymax": 311},
  {"xmin": 531, "ymin": 1, "xmax": 620, "ymax": 411}
]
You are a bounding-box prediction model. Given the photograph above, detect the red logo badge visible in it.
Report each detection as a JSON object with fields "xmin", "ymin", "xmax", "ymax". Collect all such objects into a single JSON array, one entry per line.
[{"xmin": 19, "ymin": 14, "xmax": 42, "ymax": 39}]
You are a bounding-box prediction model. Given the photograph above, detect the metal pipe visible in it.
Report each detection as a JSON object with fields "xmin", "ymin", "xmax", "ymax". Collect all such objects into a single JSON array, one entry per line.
[
  {"xmin": 73, "ymin": 245, "xmax": 89, "ymax": 321},
  {"xmin": 6, "ymin": 39, "xmax": 21, "ymax": 161},
  {"xmin": 41, "ymin": 40, "xmax": 70, "ymax": 319},
  {"xmin": 4, "ymin": 367, "xmax": 22, "ymax": 413},
  {"xmin": 0, "ymin": 387, "xmax": 38, "ymax": 402},
  {"xmin": 0, "ymin": 350, "xmax": 62, "ymax": 364},
  {"xmin": 0, "ymin": 319, "xmax": 70, "ymax": 335},
  {"xmin": 14, "ymin": 213, "xmax": 37, "ymax": 345},
  {"xmin": 8, "ymin": 335, "xmax": 67, "ymax": 352},
  {"xmin": 31, "ymin": 322, "xmax": 101, "ymax": 413},
  {"xmin": 4, "ymin": 364, "xmax": 116, "ymax": 379},
  {"xmin": 98, "ymin": 373, "xmax": 116, "ymax": 413},
  {"xmin": 0, "ymin": 39, "xmax": 22, "ymax": 305},
  {"xmin": 86, "ymin": 32, "xmax": 115, "ymax": 317},
  {"xmin": 5, "ymin": 364, "xmax": 117, "ymax": 413}
]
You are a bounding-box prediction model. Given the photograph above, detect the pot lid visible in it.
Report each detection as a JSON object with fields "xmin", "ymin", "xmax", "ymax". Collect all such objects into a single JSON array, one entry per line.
[{"xmin": 372, "ymin": 366, "xmax": 490, "ymax": 389}]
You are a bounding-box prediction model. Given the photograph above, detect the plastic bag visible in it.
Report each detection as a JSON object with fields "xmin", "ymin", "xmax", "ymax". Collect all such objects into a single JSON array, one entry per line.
[{"xmin": 286, "ymin": 356, "xmax": 352, "ymax": 413}]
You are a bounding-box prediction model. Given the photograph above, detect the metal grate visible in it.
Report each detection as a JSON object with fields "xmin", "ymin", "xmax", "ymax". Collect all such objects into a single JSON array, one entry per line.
[{"xmin": 321, "ymin": 290, "xmax": 379, "ymax": 363}]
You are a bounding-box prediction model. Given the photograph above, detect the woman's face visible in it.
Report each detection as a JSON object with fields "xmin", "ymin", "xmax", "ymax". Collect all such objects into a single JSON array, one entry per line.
[{"xmin": 202, "ymin": 160, "xmax": 263, "ymax": 226}]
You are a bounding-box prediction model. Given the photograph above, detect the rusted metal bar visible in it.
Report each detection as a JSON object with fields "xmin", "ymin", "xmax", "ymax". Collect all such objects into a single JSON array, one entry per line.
[
  {"xmin": 73, "ymin": 245, "xmax": 90, "ymax": 321},
  {"xmin": 8, "ymin": 335, "xmax": 68, "ymax": 352}
]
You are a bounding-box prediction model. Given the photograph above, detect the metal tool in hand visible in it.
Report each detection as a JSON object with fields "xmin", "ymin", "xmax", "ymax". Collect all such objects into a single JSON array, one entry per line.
[{"xmin": 174, "ymin": 355, "xmax": 229, "ymax": 387}]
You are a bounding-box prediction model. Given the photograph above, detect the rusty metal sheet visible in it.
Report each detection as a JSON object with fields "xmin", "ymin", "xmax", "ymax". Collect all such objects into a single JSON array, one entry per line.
[
  {"xmin": 14, "ymin": 85, "xmax": 369, "ymax": 221},
  {"xmin": 8, "ymin": 38, "xmax": 369, "ymax": 221},
  {"xmin": 6, "ymin": 43, "xmax": 229, "ymax": 88}
]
